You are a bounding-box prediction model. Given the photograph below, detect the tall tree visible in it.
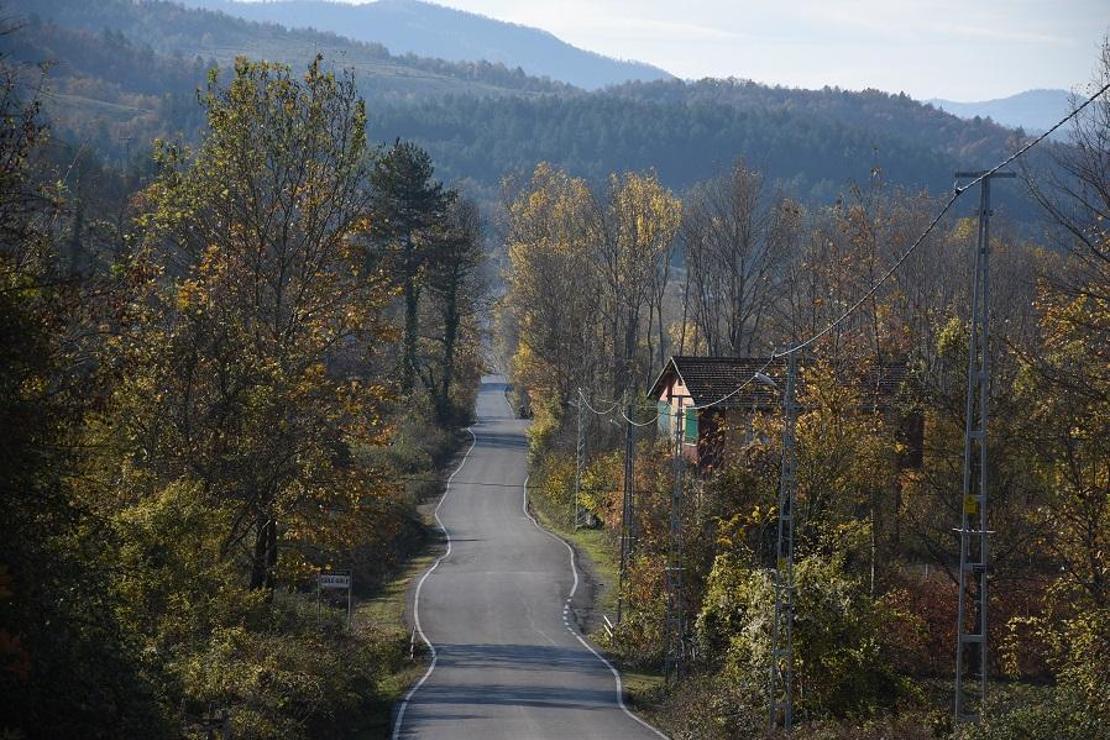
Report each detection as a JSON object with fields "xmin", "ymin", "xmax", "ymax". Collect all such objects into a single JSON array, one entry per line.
[
  {"xmin": 1025, "ymin": 37, "xmax": 1110, "ymax": 300},
  {"xmin": 682, "ymin": 161, "xmax": 797, "ymax": 357},
  {"xmin": 596, "ymin": 170, "xmax": 681, "ymax": 396},
  {"xmin": 0, "ymin": 31, "xmax": 164, "ymax": 734},
  {"xmin": 424, "ymin": 196, "xmax": 485, "ymax": 420},
  {"xmin": 369, "ymin": 139, "xmax": 452, "ymax": 393},
  {"xmin": 124, "ymin": 56, "xmax": 393, "ymax": 590},
  {"xmin": 503, "ymin": 163, "xmax": 603, "ymax": 413}
]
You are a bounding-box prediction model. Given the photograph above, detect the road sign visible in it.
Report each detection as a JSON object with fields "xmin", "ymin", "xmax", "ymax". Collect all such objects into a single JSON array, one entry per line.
[
  {"xmin": 318, "ymin": 573, "xmax": 351, "ymax": 590},
  {"xmin": 317, "ymin": 571, "xmax": 354, "ymax": 629}
]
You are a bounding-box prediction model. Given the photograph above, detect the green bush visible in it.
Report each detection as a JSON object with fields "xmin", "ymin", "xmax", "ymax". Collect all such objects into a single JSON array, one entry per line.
[
  {"xmin": 696, "ymin": 552, "xmax": 913, "ymax": 734},
  {"xmin": 957, "ymin": 685, "xmax": 1110, "ymax": 740},
  {"xmin": 109, "ymin": 481, "xmax": 400, "ymax": 738}
]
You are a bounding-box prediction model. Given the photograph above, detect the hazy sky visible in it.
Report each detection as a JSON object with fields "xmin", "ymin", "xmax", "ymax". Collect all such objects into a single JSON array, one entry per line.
[{"xmin": 352, "ymin": 0, "xmax": 1108, "ymax": 100}]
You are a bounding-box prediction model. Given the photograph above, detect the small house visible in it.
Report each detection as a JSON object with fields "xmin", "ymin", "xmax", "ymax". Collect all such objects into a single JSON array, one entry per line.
[{"xmin": 648, "ymin": 356, "xmax": 920, "ymax": 469}]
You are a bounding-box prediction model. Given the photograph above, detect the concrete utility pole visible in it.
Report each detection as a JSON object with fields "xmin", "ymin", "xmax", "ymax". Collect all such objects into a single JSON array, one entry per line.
[
  {"xmin": 617, "ymin": 394, "xmax": 635, "ymax": 624},
  {"xmin": 953, "ymin": 170, "xmax": 1014, "ymax": 722},
  {"xmin": 664, "ymin": 405, "xmax": 686, "ymax": 680},
  {"xmin": 769, "ymin": 353, "xmax": 798, "ymax": 731},
  {"xmin": 574, "ymin": 388, "xmax": 586, "ymax": 529}
]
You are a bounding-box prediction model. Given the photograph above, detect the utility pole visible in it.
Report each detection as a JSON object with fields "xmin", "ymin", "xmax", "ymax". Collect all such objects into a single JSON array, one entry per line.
[
  {"xmin": 617, "ymin": 394, "xmax": 635, "ymax": 624},
  {"xmin": 769, "ymin": 353, "xmax": 798, "ymax": 731},
  {"xmin": 574, "ymin": 388, "xmax": 586, "ymax": 530},
  {"xmin": 664, "ymin": 404, "xmax": 686, "ymax": 680},
  {"xmin": 953, "ymin": 170, "xmax": 1014, "ymax": 723}
]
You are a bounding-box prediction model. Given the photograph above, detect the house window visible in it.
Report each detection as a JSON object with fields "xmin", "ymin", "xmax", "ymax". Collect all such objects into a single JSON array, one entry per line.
[
  {"xmin": 684, "ymin": 407, "xmax": 698, "ymax": 444},
  {"xmin": 657, "ymin": 401, "xmax": 671, "ymax": 435}
]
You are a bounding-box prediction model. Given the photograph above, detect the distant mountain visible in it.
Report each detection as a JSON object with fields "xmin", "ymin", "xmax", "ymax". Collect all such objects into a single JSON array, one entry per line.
[
  {"xmin": 5, "ymin": 0, "xmax": 1049, "ymax": 220},
  {"xmin": 927, "ymin": 89, "xmax": 1072, "ymax": 135},
  {"xmin": 10, "ymin": 0, "xmax": 570, "ymax": 99},
  {"xmin": 181, "ymin": 0, "xmax": 673, "ymax": 90}
]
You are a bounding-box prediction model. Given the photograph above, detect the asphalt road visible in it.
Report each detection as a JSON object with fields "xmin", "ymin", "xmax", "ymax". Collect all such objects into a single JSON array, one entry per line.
[{"xmin": 391, "ymin": 376, "xmax": 665, "ymax": 739}]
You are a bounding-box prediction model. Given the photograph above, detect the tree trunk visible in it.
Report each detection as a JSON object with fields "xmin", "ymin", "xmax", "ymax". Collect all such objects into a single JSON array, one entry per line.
[
  {"xmin": 402, "ymin": 235, "xmax": 420, "ymax": 393},
  {"xmin": 249, "ymin": 510, "xmax": 277, "ymax": 591},
  {"xmin": 439, "ymin": 290, "xmax": 459, "ymax": 421}
]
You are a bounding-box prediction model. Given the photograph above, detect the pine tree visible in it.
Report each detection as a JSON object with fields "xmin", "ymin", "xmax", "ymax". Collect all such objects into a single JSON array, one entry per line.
[{"xmin": 369, "ymin": 139, "xmax": 453, "ymax": 393}]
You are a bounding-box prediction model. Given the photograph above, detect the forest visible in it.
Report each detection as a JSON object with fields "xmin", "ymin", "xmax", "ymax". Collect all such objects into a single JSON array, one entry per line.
[
  {"xmin": 2, "ymin": 0, "xmax": 1046, "ymax": 213},
  {"xmin": 498, "ymin": 43, "xmax": 1108, "ymax": 740},
  {"xmin": 1, "ymin": 46, "xmax": 488, "ymax": 736}
]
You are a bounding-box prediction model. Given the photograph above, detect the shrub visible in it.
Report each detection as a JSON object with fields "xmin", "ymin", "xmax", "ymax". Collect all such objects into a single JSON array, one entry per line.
[
  {"xmin": 696, "ymin": 552, "xmax": 914, "ymax": 733},
  {"xmin": 957, "ymin": 684, "xmax": 1109, "ymax": 740}
]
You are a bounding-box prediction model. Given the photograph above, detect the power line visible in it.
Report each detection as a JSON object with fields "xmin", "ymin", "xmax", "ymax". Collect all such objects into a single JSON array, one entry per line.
[
  {"xmin": 619, "ymin": 407, "xmax": 665, "ymax": 427},
  {"xmin": 689, "ymin": 357, "xmax": 777, "ymax": 411},
  {"xmin": 578, "ymin": 393, "xmax": 620, "ymax": 417},
  {"xmin": 773, "ymin": 190, "xmax": 961, "ymax": 359},
  {"xmin": 955, "ymin": 79, "xmax": 1110, "ymax": 196},
  {"xmin": 639, "ymin": 79, "xmax": 1110, "ymax": 414}
]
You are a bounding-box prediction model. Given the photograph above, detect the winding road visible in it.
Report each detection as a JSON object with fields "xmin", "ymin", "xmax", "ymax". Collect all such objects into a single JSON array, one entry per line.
[{"xmin": 391, "ymin": 376, "xmax": 665, "ymax": 739}]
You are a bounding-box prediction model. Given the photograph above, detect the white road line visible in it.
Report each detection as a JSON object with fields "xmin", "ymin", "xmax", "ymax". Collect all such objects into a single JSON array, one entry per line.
[
  {"xmin": 521, "ymin": 477, "xmax": 670, "ymax": 739},
  {"xmin": 391, "ymin": 423, "xmax": 480, "ymax": 740}
]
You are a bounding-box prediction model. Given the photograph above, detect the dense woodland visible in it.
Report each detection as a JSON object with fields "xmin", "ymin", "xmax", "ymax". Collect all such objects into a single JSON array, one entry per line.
[
  {"xmin": 1, "ymin": 0, "xmax": 1046, "ymax": 213},
  {"xmin": 181, "ymin": 0, "xmax": 673, "ymax": 91},
  {"xmin": 0, "ymin": 43, "xmax": 488, "ymax": 736},
  {"xmin": 500, "ymin": 42, "xmax": 1109, "ymax": 740}
]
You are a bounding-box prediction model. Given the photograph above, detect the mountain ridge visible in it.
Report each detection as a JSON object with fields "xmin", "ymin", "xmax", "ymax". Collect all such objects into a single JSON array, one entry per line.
[
  {"xmin": 3, "ymin": 0, "xmax": 1047, "ymax": 220},
  {"xmin": 179, "ymin": 0, "xmax": 674, "ymax": 90},
  {"xmin": 927, "ymin": 88, "xmax": 1072, "ymax": 135}
]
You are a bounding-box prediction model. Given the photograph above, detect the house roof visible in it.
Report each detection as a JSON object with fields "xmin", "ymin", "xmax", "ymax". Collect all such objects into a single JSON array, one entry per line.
[{"xmin": 648, "ymin": 355, "xmax": 909, "ymax": 410}]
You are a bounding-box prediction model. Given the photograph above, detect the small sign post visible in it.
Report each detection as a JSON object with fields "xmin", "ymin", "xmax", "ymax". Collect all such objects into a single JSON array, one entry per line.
[{"xmin": 317, "ymin": 570, "xmax": 353, "ymax": 628}]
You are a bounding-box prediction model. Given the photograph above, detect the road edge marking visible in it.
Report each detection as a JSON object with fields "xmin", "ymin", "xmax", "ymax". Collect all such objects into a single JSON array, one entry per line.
[
  {"xmin": 522, "ymin": 476, "xmax": 670, "ymax": 739},
  {"xmin": 390, "ymin": 422, "xmax": 480, "ymax": 740}
]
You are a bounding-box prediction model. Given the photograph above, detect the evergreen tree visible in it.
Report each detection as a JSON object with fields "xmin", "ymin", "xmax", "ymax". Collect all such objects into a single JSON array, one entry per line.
[
  {"xmin": 424, "ymin": 196, "xmax": 484, "ymax": 420},
  {"xmin": 369, "ymin": 139, "xmax": 453, "ymax": 393}
]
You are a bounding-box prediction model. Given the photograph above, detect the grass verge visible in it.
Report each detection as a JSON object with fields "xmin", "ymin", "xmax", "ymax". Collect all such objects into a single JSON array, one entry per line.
[{"xmin": 352, "ymin": 547, "xmax": 439, "ymax": 737}]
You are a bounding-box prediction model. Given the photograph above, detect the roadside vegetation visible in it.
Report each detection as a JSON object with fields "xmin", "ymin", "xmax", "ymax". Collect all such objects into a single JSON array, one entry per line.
[
  {"xmin": 0, "ymin": 41, "xmax": 487, "ymax": 738},
  {"xmin": 1, "ymin": 5, "xmax": 1106, "ymax": 737},
  {"xmin": 501, "ymin": 42, "xmax": 1109, "ymax": 740}
]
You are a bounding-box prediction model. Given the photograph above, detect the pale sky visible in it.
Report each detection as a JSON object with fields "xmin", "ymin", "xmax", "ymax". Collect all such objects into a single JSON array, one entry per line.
[{"xmin": 355, "ymin": 0, "xmax": 1108, "ymax": 100}]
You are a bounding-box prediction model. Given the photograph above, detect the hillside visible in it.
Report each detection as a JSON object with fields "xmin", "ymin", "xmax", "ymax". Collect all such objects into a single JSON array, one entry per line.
[
  {"xmin": 366, "ymin": 80, "xmax": 1049, "ymax": 212},
  {"xmin": 928, "ymin": 88, "xmax": 1072, "ymax": 134},
  {"xmin": 182, "ymin": 0, "xmax": 673, "ymax": 90},
  {"xmin": 11, "ymin": 0, "xmax": 568, "ymax": 97},
  {"xmin": 3, "ymin": 0, "xmax": 1048, "ymax": 214}
]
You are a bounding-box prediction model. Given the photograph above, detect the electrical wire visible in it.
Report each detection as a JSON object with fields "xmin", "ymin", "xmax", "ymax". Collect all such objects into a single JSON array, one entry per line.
[
  {"xmin": 618, "ymin": 407, "xmax": 665, "ymax": 427},
  {"xmin": 669, "ymin": 80, "xmax": 1110, "ymax": 412},
  {"xmin": 568, "ymin": 80, "xmax": 1110, "ymax": 416},
  {"xmin": 772, "ymin": 190, "xmax": 962, "ymax": 358},
  {"xmin": 577, "ymin": 390, "xmax": 620, "ymax": 417},
  {"xmin": 689, "ymin": 356, "xmax": 777, "ymax": 411},
  {"xmin": 954, "ymin": 80, "xmax": 1110, "ymax": 196}
]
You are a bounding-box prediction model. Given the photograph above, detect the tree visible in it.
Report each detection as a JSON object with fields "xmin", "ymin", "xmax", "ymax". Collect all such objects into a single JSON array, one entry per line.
[
  {"xmin": 368, "ymin": 139, "xmax": 453, "ymax": 393},
  {"xmin": 0, "ymin": 29, "xmax": 165, "ymax": 734},
  {"xmin": 596, "ymin": 170, "xmax": 681, "ymax": 397},
  {"xmin": 423, "ymin": 196, "xmax": 485, "ymax": 421},
  {"xmin": 682, "ymin": 161, "xmax": 798, "ymax": 356},
  {"xmin": 503, "ymin": 163, "xmax": 603, "ymax": 424},
  {"xmin": 1025, "ymin": 37, "xmax": 1110, "ymax": 300},
  {"xmin": 122, "ymin": 56, "xmax": 394, "ymax": 590},
  {"xmin": 1013, "ymin": 281, "xmax": 1109, "ymax": 609}
]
